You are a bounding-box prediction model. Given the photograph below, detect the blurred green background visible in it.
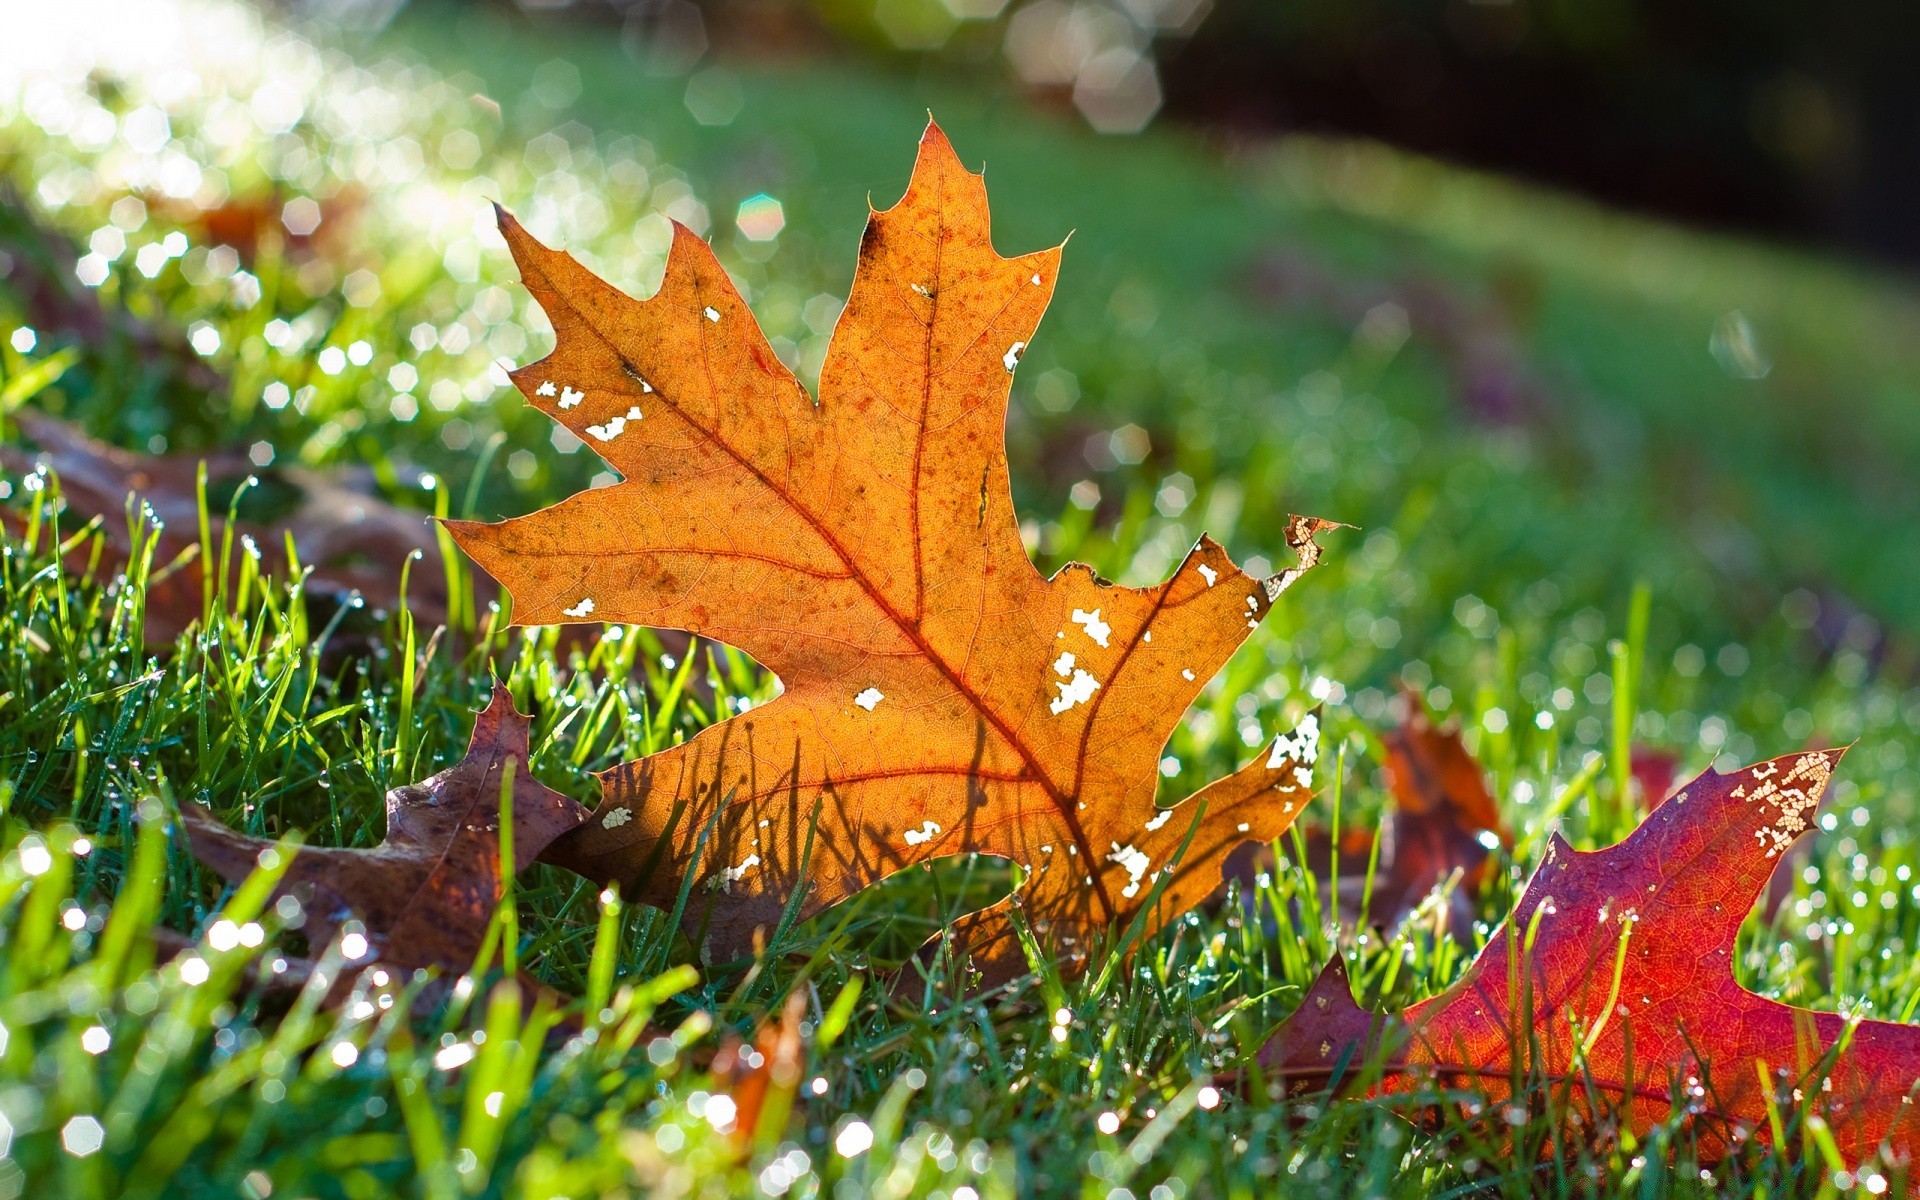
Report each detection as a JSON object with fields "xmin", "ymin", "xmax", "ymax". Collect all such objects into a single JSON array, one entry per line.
[{"xmin": 381, "ymin": 0, "xmax": 1920, "ymax": 653}]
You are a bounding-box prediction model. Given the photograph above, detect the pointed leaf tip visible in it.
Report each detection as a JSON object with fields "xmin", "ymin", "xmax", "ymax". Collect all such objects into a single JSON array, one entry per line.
[{"xmin": 1257, "ymin": 953, "xmax": 1390, "ymax": 1089}]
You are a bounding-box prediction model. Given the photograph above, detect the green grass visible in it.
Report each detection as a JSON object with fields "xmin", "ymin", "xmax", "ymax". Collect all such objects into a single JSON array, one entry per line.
[{"xmin": 3, "ymin": 1, "xmax": 1919, "ymax": 1196}]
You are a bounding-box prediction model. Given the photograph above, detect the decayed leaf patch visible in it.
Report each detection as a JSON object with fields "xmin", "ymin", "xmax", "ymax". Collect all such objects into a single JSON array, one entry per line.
[
  {"xmin": 1230, "ymin": 690, "xmax": 1508, "ymax": 939},
  {"xmin": 448, "ymin": 121, "xmax": 1338, "ymax": 984}
]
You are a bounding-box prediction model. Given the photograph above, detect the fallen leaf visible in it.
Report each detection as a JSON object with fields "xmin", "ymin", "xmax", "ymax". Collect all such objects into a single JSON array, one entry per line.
[
  {"xmin": 0, "ymin": 190, "xmax": 458, "ymax": 644},
  {"xmin": 712, "ymin": 990, "xmax": 808, "ymax": 1156},
  {"xmin": 1368, "ymin": 690, "xmax": 1509, "ymax": 937},
  {"xmin": 447, "ymin": 121, "xmax": 1338, "ymax": 984},
  {"xmin": 1629, "ymin": 746, "xmax": 1808, "ymax": 923},
  {"xmin": 2, "ymin": 409, "xmax": 478, "ymax": 642},
  {"xmin": 182, "ymin": 683, "xmax": 588, "ymax": 976},
  {"xmin": 1630, "ymin": 746, "xmax": 1680, "ymax": 809},
  {"xmin": 145, "ymin": 186, "xmax": 363, "ymax": 265},
  {"xmin": 1261, "ymin": 747, "xmax": 1920, "ymax": 1161}
]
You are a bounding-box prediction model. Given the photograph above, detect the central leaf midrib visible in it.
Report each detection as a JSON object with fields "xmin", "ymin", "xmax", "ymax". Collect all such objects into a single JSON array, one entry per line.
[{"xmin": 906, "ymin": 174, "xmax": 945, "ymax": 629}]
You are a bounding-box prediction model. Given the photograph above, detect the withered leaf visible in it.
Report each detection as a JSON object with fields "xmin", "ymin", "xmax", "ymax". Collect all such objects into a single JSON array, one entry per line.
[
  {"xmin": 1, "ymin": 409, "xmax": 479, "ymax": 643},
  {"xmin": 1261, "ymin": 747, "xmax": 1920, "ymax": 1161},
  {"xmin": 447, "ymin": 121, "xmax": 1337, "ymax": 984},
  {"xmin": 712, "ymin": 991, "xmax": 808, "ymax": 1156},
  {"xmin": 1367, "ymin": 690, "xmax": 1509, "ymax": 937},
  {"xmin": 183, "ymin": 683, "xmax": 588, "ymax": 975}
]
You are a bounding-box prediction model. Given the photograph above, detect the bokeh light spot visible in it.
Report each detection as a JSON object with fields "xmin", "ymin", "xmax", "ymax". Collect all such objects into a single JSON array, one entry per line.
[{"xmin": 736, "ymin": 193, "xmax": 786, "ymax": 242}]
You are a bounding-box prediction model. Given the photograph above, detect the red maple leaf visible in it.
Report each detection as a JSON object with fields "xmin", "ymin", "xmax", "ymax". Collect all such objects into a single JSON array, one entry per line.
[{"xmin": 1262, "ymin": 747, "xmax": 1920, "ymax": 1163}]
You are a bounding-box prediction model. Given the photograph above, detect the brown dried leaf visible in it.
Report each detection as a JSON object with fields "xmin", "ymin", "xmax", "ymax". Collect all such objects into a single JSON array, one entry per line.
[
  {"xmin": 1227, "ymin": 692, "xmax": 1505, "ymax": 938},
  {"xmin": 447, "ymin": 121, "xmax": 1338, "ymax": 985},
  {"xmin": 182, "ymin": 683, "xmax": 588, "ymax": 975},
  {"xmin": 712, "ymin": 991, "xmax": 808, "ymax": 1156},
  {"xmin": 2, "ymin": 410, "xmax": 480, "ymax": 642}
]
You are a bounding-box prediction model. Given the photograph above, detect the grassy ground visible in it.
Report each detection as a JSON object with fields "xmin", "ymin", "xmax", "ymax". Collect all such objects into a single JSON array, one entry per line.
[{"xmin": 2, "ymin": 1, "xmax": 1919, "ymax": 1196}]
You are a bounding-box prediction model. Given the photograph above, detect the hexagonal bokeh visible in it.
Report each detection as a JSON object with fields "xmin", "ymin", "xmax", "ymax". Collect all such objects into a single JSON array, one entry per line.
[
  {"xmin": 941, "ymin": 0, "xmax": 1013, "ymax": 17},
  {"xmin": 874, "ymin": 0, "xmax": 960, "ymax": 50},
  {"xmin": 1073, "ymin": 46, "xmax": 1163, "ymax": 134},
  {"xmin": 62, "ymin": 1115, "xmax": 105, "ymax": 1158},
  {"xmin": 736, "ymin": 193, "xmax": 786, "ymax": 242},
  {"xmin": 1006, "ymin": 0, "xmax": 1139, "ymax": 87}
]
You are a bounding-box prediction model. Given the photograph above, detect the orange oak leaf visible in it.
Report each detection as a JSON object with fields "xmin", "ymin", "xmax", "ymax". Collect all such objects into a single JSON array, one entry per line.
[
  {"xmin": 446, "ymin": 121, "xmax": 1337, "ymax": 984},
  {"xmin": 182, "ymin": 683, "xmax": 589, "ymax": 975},
  {"xmin": 1260, "ymin": 747, "xmax": 1920, "ymax": 1162}
]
